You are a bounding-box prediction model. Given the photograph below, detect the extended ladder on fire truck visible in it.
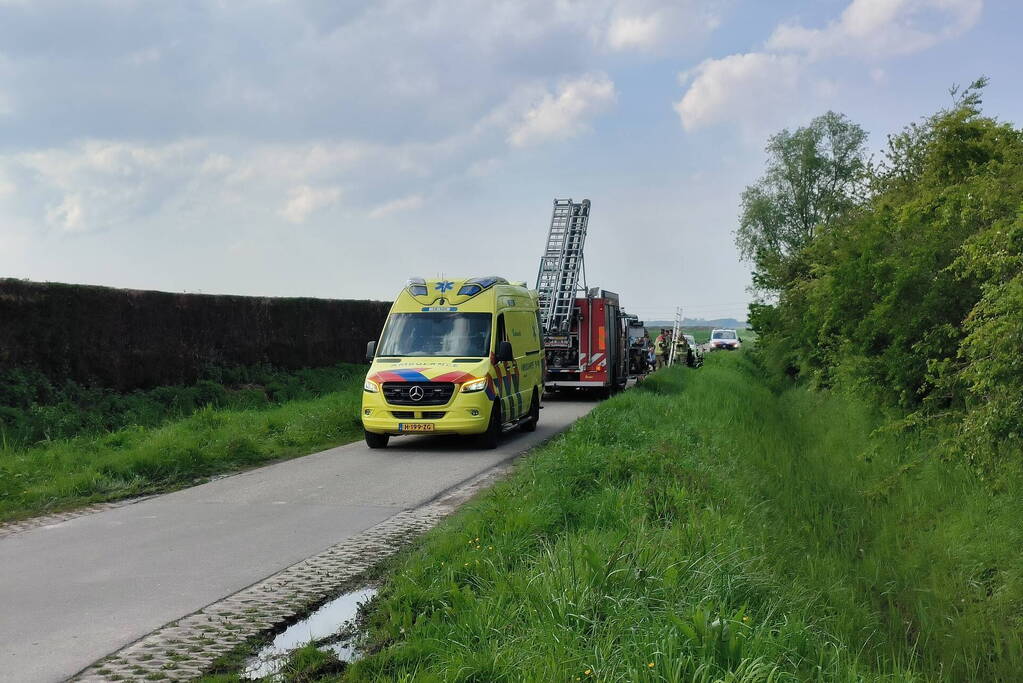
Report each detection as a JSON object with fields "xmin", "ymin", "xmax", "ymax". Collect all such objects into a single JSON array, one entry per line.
[
  {"xmin": 536, "ymin": 198, "xmax": 590, "ymax": 336},
  {"xmin": 668, "ymin": 306, "xmax": 683, "ymax": 366}
]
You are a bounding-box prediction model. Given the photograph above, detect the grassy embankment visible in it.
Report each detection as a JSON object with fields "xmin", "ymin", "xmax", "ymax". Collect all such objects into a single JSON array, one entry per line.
[
  {"xmin": 249, "ymin": 351, "xmax": 1020, "ymax": 682},
  {"xmin": 0, "ymin": 364, "xmax": 365, "ymax": 522}
]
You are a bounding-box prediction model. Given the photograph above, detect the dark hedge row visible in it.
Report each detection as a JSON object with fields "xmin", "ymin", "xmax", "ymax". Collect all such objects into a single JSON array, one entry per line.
[{"xmin": 0, "ymin": 279, "xmax": 390, "ymax": 391}]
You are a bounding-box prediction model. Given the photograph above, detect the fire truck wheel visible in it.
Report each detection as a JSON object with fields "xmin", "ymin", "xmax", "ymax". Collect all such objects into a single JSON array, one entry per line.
[
  {"xmin": 478, "ymin": 400, "xmax": 502, "ymax": 449},
  {"xmin": 365, "ymin": 430, "xmax": 389, "ymax": 449},
  {"xmin": 520, "ymin": 391, "xmax": 540, "ymax": 432}
]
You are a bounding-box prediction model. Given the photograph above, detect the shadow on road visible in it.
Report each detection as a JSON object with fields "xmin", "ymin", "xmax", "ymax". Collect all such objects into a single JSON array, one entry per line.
[{"xmin": 381, "ymin": 392, "xmax": 603, "ymax": 453}]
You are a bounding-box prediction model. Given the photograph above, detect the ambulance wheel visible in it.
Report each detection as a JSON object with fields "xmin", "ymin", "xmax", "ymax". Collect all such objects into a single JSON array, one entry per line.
[
  {"xmin": 479, "ymin": 401, "xmax": 502, "ymax": 449},
  {"xmin": 365, "ymin": 430, "xmax": 389, "ymax": 449},
  {"xmin": 520, "ymin": 391, "xmax": 539, "ymax": 432}
]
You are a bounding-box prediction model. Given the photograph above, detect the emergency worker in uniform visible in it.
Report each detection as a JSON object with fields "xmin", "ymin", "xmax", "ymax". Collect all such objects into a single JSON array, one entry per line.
[
  {"xmin": 654, "ymin": 329, "xmax": 669, "ymax": 369},
  {"xmin": 673, "ymin": 333, "xmax": 691, "ymax": 367}
]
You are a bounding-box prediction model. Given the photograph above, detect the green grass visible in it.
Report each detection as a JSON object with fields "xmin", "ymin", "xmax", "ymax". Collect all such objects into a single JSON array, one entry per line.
[
  {"xmin": 682, "ymin": 327, "xmax": 712, "ymax": 345},
  {"xmin": 0, "ymin": 364, "xmax": 365, "ymax": 522},
  {"xmin": 270, "ymin": 352, "xmax": 1021, "ymax": 682},
  {"xmin": 0, "ymin": 364, "xmax": 360, "ymax": 448}
]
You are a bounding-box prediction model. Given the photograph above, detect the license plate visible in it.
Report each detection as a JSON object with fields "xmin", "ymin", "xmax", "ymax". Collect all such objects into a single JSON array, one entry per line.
[{"xmin": 398, "ymin": 423, "xmax": 434, "ymax": 432}]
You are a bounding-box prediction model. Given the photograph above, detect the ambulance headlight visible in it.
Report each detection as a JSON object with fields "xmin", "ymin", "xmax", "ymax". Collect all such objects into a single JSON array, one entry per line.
[
  {"xmin": 363, "ymin": 379, "xmax": 380, "ymax": 393},
  {"xmin": 461, "ymin": 377, "xmax": 489, "ymax": 393}
]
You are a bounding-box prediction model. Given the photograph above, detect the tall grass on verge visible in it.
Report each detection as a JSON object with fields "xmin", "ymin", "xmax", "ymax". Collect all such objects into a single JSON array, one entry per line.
[
  {"xmin": 0, "ymin": 364, "xmax": 361, "ymax": 448},
  {"xmin": 318, "ymin": 353, "xmax": 1021, "ymax": 682},
  {"xmin": 0, "ymin": 364, "xmax": 365, "ymax": 522}
]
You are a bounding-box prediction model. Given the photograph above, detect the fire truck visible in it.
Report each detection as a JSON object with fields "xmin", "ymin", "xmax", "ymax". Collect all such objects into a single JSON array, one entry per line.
[{"xmin": 535, "ymin": 198, "xmax": 634, "ymax": 395}]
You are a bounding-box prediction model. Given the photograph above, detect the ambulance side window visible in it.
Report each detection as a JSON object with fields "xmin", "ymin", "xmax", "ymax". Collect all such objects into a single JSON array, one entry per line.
[
  {"xmin": 495, "ymin": 314, "xmax": 508, "ymax": 350},
  {"xmin": 506, "ymin": 311, "xmax": 534, "ymax": 355}
]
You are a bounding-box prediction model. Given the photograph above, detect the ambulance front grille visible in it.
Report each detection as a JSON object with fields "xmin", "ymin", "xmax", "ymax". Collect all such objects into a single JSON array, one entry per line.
[
  {"xmin": 390, "ymin": 411, "xmax": 446, "ymax": 419},
  {"xmin": 383, "ymin": 382, "xmax": 455, "ymax": 406}
]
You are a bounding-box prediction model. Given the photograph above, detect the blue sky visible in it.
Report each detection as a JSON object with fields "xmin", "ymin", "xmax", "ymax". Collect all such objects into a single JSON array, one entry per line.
[{"xmin": 0, "ymin": 0, "xmax": 1018, "ymax": 321}]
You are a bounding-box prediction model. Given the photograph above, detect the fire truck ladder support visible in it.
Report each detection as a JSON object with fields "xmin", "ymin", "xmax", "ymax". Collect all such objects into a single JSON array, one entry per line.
[
  {"xmin": 536, "ymin": 198, "xmax": 590, "ymax": 334},
  {"xmin": 668, "ymin": 306, "xmax": 682, "ymax": 366}
]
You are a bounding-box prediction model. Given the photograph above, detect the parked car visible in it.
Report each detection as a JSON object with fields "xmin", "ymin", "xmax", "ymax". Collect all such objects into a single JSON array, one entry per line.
[
  {"xmin": 708, "ymin": 329, "xmax": 741, "ymax": 351},
  {"xmin": 683, "ymin": 334, "xmax": 704, "ymax": 367}
]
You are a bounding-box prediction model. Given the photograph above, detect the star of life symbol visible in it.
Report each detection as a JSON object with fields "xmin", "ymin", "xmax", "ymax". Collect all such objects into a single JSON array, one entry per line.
[
  {"xmin": 435, "ymin": 281, "xmax": 454, "ymax": 293},
  {"xmin": 408, "ymin": 386, "xmax": 425, "ymax": 401}
]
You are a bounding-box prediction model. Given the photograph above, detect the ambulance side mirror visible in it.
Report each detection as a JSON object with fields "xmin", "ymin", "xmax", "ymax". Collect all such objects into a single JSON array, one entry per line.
[
  {"xmin": 495, "ymin": 341, "xmax": 514, "ymax": 363},
  {"xmin": 366, "ymin": 340, "xmax": 377, "ymax": 361}
]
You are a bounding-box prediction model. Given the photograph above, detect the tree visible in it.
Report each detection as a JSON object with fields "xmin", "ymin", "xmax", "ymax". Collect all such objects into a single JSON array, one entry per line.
[{"xmin": 737, "ymin": 112, "xmax": 869, "ymax": 291}]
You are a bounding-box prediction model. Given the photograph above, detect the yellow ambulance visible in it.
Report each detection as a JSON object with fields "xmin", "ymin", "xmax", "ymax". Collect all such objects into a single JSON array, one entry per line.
[{"xmin": 361, "ymin": 277, "xmax": 544, "ymax": 449}]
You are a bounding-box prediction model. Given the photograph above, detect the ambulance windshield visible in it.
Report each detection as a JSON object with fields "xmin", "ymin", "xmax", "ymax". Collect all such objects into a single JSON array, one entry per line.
[{"xmin": 377, "ymin": 313, "xmax": 492, "ymax": 358}]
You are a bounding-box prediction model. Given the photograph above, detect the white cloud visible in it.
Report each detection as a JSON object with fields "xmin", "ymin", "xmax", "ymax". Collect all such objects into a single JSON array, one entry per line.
[
  {"xmin": 46, "ymin": 193, "xmax": 84, "ymax": 232},
  {"xmin": 508, "ymin": 73, "xmax": 617, "ymax": 148},
  {"xmin": 767, "ymin": 0, "xmax": 983, "ymax": 60},
  {"xmin": 674, "ymin": 0, "xmax": 983, "ymax": 133},
  {"xmin": 0, "ymin": 0, "xmax": 723, "ymax": 244},
  {"xmin": 607, "ymin": 14, "xmax": 663, "ymax": 51},
  {"xmin": 0, "ymin": 0, "xmax": 721, "ymax": 153},
  {"xmin": 1, "ymin": 136, "xmax": 442, "ymax": 233},
  {"xmin": 603, "ymin": 1, "xmax": 722, "ymax": 53},
  {"xmin": 368, "ymin": 193, "xmax": 424, "ymax": 219},
  {"xmin": 280, "ymin": 185, "xmax": 341, "ymax": 224},
  {"xmin": 674, "ymin": 53, "xmax": 806, "ymax": 132},
  {"xmin": 9, "ymin": 140, "xmax": 208, "ymax": 233},
  {"xmin": 466, "ymin": 157, "xmax": 503, "ymax": 178}
]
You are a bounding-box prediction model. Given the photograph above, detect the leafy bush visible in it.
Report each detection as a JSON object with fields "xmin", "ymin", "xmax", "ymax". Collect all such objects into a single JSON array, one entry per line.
[{"xmin": 742, "ymin": 80, "xmax": 1023, "ymax": 470}]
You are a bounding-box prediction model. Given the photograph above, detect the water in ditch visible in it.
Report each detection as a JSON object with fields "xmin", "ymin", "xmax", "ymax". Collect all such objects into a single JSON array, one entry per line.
[{"xmin": 243, "ymin": 586, "xmax": 377, "ymax": 680}]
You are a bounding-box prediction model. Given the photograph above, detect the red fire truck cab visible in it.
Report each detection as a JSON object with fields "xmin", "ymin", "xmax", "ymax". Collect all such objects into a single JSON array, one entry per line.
[{"xmin": 544, "ymin": 289, "xmax": 629, "ymax": 395}]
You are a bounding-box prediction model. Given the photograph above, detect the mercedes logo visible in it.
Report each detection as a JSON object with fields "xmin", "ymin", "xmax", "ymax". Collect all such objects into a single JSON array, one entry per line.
[{"xmin": 408, "ymin": 386, "xmax": 425, "ymax": 402}]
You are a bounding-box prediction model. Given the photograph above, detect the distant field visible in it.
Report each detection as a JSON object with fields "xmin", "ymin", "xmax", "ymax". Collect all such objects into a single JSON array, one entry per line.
[
  {"xmin": 0, "ymin": 364, "xmax": 365, "ymax": 523},
  {"xmin": 644, "ymin": 327, "xmax": 757, "ymax": 346}
]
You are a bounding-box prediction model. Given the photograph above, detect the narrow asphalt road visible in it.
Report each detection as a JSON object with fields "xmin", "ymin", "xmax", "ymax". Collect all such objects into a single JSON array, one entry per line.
[{"xmin": 0, "ymin": 397, "xmax": 598, "ymax": 683}]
